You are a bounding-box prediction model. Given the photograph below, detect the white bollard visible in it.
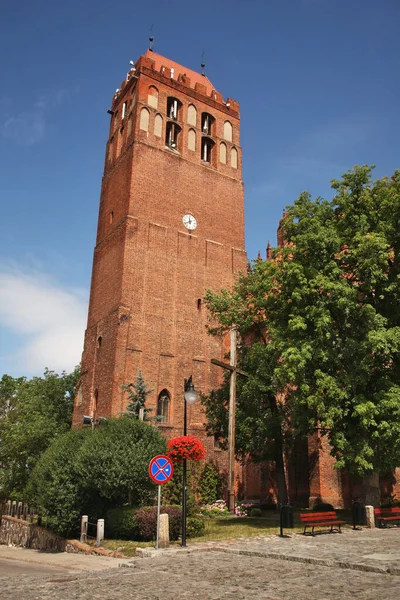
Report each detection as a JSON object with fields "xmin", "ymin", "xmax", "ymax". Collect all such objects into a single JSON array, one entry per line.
[
  {"xmin": 365, "ymin": 505, "xmax": 375, "ymax": 528},
  {"xmin": 80, "ymin": 515, "xmax": 88, "ymax": 543},
  {"xmin": 96, "ymin": 518, "xmax": 105, "ymax": 547}
]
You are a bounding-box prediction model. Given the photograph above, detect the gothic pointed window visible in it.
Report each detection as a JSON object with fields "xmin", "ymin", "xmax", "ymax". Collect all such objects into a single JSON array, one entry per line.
[
  {"xmin": 223, "ymin": 120, "xmax": 233, "ymax": 142},
  {"xmin": 157, "ymin": 389, "xmax": 170, "ymax": 423},
  {"xmin": 187, "ymin": 104, "xmax": 197, "ymax": 126},
  {"xmin": 148, "ymin": 86, "xmax": 159, "ymax": 108},
  {"xmin": 188, "ymin": 128, "xmax": 196, "ymax": 151},
  {"xmin": 140, "ymin": 107, "xmax": 150, "ymax": 132},
  {"xmin": 154, "ymin": 113, "xmax": 163, "ymax": 137},
  {"xmin": 219, "ymin": 142, "xmax": 227, "ymax": 164},
  {"xmin": 231, "ymin": 146, "xmax": 238, "ymax": 169}
]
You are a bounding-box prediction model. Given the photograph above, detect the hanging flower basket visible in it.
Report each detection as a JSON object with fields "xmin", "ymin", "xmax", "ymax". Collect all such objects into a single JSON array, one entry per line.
[{"xmin": 167, "ymin": 435, "xmax": 206, "ymax": 462}]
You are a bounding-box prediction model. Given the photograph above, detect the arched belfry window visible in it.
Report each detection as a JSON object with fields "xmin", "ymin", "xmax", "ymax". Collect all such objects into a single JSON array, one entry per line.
[
  {"xmin": 166, "ymin": 121, "xmax": 181, "ymax": 150},
  {"xmin": 201, "ymin": 112, "xmax": 215, "ymax": 136},
  {"xmin": 167, "ymin": 97, "xmax": 181, "ymax": 120},
  {"xmin": 223, "ymin": 120, "xmax": 233, "ymax": 142},
  {"xmin": 148, "ymin": 85, "xmax": 159, "ymax": 108},
  {"xmin": 157, "ymin": 389, "xmax": 170, "ymax": 423},
  {"xmin": 201, "ymin": 136, "xmax": 215, "ymax": 163}
]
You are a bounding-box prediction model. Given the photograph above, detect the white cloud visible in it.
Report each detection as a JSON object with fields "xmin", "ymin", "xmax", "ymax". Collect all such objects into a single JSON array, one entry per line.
[
  {"xmin": 2, "ymin": 110, "xmax": 45, "ymax": 146},
  {"xmin": 0, "ymin": 266, "xmax": 88, "ymax": 375}
]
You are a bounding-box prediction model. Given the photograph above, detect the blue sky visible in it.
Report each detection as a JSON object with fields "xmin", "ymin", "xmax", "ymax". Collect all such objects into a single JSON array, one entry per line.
[{"xmin": 1, "ymin": 0, "xmax": 399, "ymax": 377}]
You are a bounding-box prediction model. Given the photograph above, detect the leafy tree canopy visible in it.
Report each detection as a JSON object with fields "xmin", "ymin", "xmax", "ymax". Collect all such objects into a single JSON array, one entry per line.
[
  {"xmin": 204, "ymin": 166, "xmax": 400, "ymax": 478},
  {"xmin": 0, "ymin": 366, "xmax": 80, "ymax": 498}
]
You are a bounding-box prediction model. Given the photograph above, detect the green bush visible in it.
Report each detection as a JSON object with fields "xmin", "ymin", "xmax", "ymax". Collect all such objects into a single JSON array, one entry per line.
[
  {"xmin": 162, "ymin": 462, "xmax": 199, "ymax": 516},
  {"xmin": 135, "ymin": 505, "xmax": 182, "ymax": 541},
  {"xmin": 198, "ymin": 462, "xmax": 223, "ymax": 504},
  {"xmin": 106, "ymin": 507, "xmax": 139, "ymax": 540},
  {"xmin": 312, "ymin": 502, "xmax": 335, "ymax": 512},
  {"xmin": 26, "ymin": 418, "xmax": 167, "ymax": 537},
  {"xmin": 250, "ymin": 507, "xmax": 262, "ymax": 517},
  {"xmin": 187, "ymin": 516, "xmax": 205, "ymax": 537}
]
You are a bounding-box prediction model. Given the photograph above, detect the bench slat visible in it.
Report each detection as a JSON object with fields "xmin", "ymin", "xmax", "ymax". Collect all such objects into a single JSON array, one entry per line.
[{"xmin": 374, "ymin": 508, "xmax": 400, "ymax": 515}]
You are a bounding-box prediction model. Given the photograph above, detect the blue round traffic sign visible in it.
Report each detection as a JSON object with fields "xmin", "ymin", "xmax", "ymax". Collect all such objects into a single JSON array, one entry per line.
[{"xmin": 149, "ymin": 455, "xmax": 174, "ymax": 485}]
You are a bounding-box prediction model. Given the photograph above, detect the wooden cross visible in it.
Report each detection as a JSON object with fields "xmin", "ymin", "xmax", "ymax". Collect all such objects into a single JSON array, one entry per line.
[{"xmin": 211, "ymin": 328, "xmax": 248, "ymax": 512}]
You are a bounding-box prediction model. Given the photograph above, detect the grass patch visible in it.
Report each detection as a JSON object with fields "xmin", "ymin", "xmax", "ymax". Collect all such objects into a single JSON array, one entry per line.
[{"xmin": 100, "ymin": 509, "xmax": 355, "ymax": 553}]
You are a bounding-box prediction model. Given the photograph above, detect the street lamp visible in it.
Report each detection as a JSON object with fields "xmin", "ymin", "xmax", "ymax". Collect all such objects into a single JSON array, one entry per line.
[{"xmin": 182, "ymin": 375, "xmax": 198, "ymax": 547}]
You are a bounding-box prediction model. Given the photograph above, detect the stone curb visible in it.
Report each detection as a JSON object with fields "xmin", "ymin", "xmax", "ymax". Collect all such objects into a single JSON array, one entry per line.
[{"xmin": 134, "ymin": 543, "xmax": 400, "ymax": 576}]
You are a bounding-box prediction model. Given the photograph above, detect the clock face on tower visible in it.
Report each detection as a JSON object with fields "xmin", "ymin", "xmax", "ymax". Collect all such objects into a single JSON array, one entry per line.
[{"xmin": 182, "ymin": 214, "xmax": 197, "ymax": 230}]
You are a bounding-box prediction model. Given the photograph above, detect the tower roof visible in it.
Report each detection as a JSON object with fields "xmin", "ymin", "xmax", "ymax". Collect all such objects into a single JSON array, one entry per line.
[{"xmin": 144, "ymin": 50, "xmax": 215, "ymax": 96}]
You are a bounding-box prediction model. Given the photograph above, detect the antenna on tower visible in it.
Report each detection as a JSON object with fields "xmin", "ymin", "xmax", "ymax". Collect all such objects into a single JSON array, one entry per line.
[
  {"xmin": 149, "ymin": 24, "xmax": 154, "ymax": 51},
  {"xmin": 201, "ymin": 51, "xmax": 205, "ymax": 76}
]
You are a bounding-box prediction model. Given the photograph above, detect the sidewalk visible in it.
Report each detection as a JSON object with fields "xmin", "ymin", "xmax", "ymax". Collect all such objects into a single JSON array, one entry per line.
[{"xmin": 0, "ymin": 544, "xmax": 132, "ymax": 572}]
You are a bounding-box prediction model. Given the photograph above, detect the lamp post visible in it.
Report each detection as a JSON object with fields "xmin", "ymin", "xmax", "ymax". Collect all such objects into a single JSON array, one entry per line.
[{"xmin": 182, "ymin": 375, "xmax": 198, "ymax": 547}]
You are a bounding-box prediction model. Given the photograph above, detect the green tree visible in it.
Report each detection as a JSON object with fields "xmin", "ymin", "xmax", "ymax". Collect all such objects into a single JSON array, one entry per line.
[
  {"xmin": 122, "ymin": 370, "xmax": 154, "ymax": 420},
  {"xmin": 204, "ymin": 166, "xmax": 400, "ymax": 505},
  {"xmin": 0, "ymin": 367, "xmax": 80, "ymax": 498}
]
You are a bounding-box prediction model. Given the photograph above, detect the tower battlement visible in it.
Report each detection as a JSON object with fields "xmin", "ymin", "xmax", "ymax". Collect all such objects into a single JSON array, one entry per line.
[{"xmin": 112, "ymin": 50, "xmax": 239, "ymax": 116}]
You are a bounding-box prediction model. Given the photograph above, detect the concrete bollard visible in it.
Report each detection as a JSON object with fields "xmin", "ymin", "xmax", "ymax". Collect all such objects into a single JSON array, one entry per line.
[
  {"xmin": 365, "ymin": 505, "xmax": 375, "ymax": 528},
  {"xmin": 11, "ymin": 501, "xmax": 17, "ymax": 517},
  {"xmin": 17, "ymin": 502, "xmax": 23, "ymax": 519},
  {"xmin": 80, "ymin": 515, "xmax": 88, "ymax": 543},
  {"xmin": 158, "ymin": 513, "xmax": 170, "ymax": 549},
  {"xmin": 6, "ymin": 500, "xmax": 11, "ymax": 516},
  {"xmin": 96, "ymin": 518, "xmax": 105, "ymax": 547}
]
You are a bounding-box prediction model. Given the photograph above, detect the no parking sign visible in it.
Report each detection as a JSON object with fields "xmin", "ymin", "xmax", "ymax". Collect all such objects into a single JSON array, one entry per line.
[{"xmin": 149, "ymin": 455, "xmax": 174, "ymax": 485}]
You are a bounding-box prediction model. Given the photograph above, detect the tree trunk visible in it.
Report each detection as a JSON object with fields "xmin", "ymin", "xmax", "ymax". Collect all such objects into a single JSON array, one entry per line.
[{"xmin": 361, "ymin": 471, "xmax": 380, "ymax": 506}]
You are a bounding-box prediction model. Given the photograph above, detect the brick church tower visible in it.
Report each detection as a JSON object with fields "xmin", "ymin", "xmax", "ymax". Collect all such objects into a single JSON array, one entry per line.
[{"xmin": 73, "ymin": 48, "xmax": 247, "ymax": 454}]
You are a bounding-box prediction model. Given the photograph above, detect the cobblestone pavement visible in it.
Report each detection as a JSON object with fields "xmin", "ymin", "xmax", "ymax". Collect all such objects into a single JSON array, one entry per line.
[{"xmin": 1, "ymin": 528, "xmax": 400, "ymax": 600}]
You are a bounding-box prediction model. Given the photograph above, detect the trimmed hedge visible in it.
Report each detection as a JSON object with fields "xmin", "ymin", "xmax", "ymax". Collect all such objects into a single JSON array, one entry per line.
[
  {"xmin": 312, "ymin": 502, "xmax": 335, "ymax": 512},
  {"xmin": 135, "ymin": 505, "xmax": 182, "ymax": 541},
  {"xmin": 106, "ymin": 507, "xmax": 139, "ymax": 540},
  {"xmin": 187, "ymin": 516, "xmax": 205, "ymax": 537}
]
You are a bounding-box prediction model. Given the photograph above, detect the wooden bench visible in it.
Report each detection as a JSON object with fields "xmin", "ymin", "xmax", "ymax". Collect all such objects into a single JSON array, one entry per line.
[
  {"xmin": 300, "ymin": 511, "xmax": 346, "ymax": 535},
  {"xmin": 374, "ymin": 507, "xmax": 400, "ymax": 528}
]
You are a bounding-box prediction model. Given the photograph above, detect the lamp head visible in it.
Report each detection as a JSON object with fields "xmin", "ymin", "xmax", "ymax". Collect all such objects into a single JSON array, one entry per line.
[{"xmin": 184, "ymin": 375, "xmax": 198, "ymax": 405}]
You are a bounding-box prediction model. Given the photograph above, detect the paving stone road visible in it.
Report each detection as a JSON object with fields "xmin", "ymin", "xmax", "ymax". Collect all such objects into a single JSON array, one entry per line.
[{"xmin": 1, "ymin": 527, "xmax": 400, "ymax": 599}]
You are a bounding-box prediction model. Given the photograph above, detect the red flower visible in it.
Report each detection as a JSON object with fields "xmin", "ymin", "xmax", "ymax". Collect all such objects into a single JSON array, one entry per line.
[{"xmin": 167, "ymin": 435, "xmax": 206, "ymax": 462}]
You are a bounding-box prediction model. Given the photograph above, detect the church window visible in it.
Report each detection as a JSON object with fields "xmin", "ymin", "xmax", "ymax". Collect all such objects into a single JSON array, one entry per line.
[
  {"xmin": 197, "ymin": 298, "xmax": 202, "ymax": 310},
  {"xmin": 223, "ymin": 120, "xmax": 233, "ymax": 142},
  {"xmin": 231, "ymin": 147, "xmax": 238, "ymax": 169},
  {"xmin": 154, "ymin": 114, "xmax": 163, "ymax": 137},
  {"xmin": 139, "ymin": 107, "xmax": 150, "ymax": 132},
  {"xmin": 166, "ymin": 122, "xmax": 181, "ymax": 150},
  {"xmin": 167, "ymin": 97, "xmax": 181, "ymax": 120},
  {"xmin": 122, "ymin": 102, "xmax": 127, "ymax": 120},
  {"xmin": 219, "ymin": 142, "xmax": 227, "ymax": 164},
  {"xmin": 148, "ymin": 86, "xmax": 159, "ymax": 108},
  {"xmin": 201, "ymin": 112, "xmax": 214, "ymax": 136},
  {"xmin": 97, "ymin": 336, "xmax": 102, "ymax": 348},
  {"xmin": 188, "ymin": 128, "xmax": 196, "ymax": 151},
  {"xmin": 109, "ymin": 211, "xmax": 113, "ymax": 224},
  {"xmin": 157, "ymin": 389, "xmax": 170, "ymax": 423},
  {"xmin": 187, "ymin": 104, "xmax": 197, "ymax": 126},
  {"xmin": 201, "ymin": 137, "xmax": 215, "ymax": 163}
]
